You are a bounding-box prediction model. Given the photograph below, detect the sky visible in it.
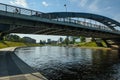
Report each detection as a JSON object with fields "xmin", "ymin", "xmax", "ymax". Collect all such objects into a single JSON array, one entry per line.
[{"xmin": 0, "ymin": 0, "xmax": 120, "ymax": 42}]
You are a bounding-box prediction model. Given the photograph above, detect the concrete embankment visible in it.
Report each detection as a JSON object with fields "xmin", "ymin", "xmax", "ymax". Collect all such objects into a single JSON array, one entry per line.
[{"xmin": 0, "ymin": 47, "xmax": 48, "ymax": 80}]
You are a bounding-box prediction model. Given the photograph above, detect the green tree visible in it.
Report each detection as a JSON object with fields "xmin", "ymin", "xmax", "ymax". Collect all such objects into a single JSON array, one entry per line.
[
  {"xmin": 40, "ymin": 40, "xmax": 44, "ymax": 44},
  {"xmin": 4, "ymin": 34, "xmax": 21, "ymax": 42},
  {"xmin": 64, "ymin": 36, "xmax": 69, "ymax": 45},
  {"xmin": 72, "ymin": 37, "xmax": 75, "ymax": 44},
  {"xmin": 70, "ymin": 36, "xmax": 76, "ymax": 44},
  {"xmin": 80, "ymin": 36, "xmax": 85, "ymax": 42}
]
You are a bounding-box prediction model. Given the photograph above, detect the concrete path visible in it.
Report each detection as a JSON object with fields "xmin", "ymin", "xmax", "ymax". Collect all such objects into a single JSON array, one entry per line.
[{"xmin": 0, "ymin": 47, "xmax": 48, "ymax": 80}]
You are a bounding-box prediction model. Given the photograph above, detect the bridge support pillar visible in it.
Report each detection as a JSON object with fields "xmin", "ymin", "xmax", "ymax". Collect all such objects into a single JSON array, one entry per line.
[
  {"xmin": 102, "ymin": 39, "xmax": 111, "ymax": 48},
  {"xmin": 66, "ymin": 36, "xmax": 69, "ymax": 46},
  {"xmin": 93, "ymin": 38, "xmax": 104, "ymax": 47},
  {"xmin": 103, "ymin": 38, "xmax": 120, "ymax": 49}
]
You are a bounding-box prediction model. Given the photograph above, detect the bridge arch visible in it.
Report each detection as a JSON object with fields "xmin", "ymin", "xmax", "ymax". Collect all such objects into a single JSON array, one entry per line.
[{"xmin": 46, "ymin": 12, "xmax": 120, "ymax": 31}]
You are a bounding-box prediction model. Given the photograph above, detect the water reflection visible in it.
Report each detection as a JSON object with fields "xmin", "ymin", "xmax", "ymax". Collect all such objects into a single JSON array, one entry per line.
[{"xmin": 15, "ymin": 46, "xmax": 120, "ymax": 80}]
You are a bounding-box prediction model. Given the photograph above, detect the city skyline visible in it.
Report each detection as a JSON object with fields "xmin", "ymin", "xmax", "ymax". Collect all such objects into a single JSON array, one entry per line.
[{"xmin": 0, "ymin": 0, "xmax": 120, "ymax": 42}]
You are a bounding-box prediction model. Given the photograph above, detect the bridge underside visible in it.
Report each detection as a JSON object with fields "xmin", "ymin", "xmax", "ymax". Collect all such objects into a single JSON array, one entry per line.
[
  {"xmin": 7, "ymin": 26, "xmax": 115, "ymax": 38},
  {"xmin": 0, "ymin": 16, "xmax": 119, "ymax": 39},
  {"xmin": 8, "ymin": 26, "xmax": 119, "ymax": 39}
]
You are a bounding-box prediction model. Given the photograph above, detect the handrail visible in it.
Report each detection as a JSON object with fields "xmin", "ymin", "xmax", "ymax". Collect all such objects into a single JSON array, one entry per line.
[
  {"xmin": 0, "ymin": 3, "xmax": 43, "ymax": 16},
  {"xmin": 52, "ymin": 18, "xmax": 112, "ymax": 32}
]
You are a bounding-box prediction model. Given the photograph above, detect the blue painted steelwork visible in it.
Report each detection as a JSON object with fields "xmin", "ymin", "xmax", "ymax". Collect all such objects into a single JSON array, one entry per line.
[
  {"xmin": 47, "ymin": 12, "xmax": 120, "ymax": 31},
  {"xmin": 0, "ymin": 2, "xmax": 119, "ymax": 31},
  {"xmin": 0, "ymin": 24, "xmax": 10, "ymax": 31},
  {"xmin": 0, "ymin": 3, "xmax": 43, "ymax": 16}
]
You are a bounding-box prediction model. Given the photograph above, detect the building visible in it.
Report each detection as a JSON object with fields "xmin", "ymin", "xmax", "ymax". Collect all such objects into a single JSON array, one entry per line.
[
  {"xmin": 85, "ymin": 37, "xmax": 92, "ymax": 42},
  {"xmin": 51, "ymin": 40, "xmax": 58, "ymax": 44},
  {"xmin": 47, "ymin": 39, "xmax": 51, "ymax": 44}
]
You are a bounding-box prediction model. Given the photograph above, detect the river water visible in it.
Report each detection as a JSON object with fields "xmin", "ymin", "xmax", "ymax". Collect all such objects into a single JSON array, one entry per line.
[{"xmin": 15, "ymin": 46, "xmax": 120, "ymax": 80}]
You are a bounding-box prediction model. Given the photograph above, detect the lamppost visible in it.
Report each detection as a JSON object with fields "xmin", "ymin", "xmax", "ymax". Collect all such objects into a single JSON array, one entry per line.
[
  {"xmin": 64, "ymin": 0, "xmax": 67, "ymax": 12},
  {"xmin": 64, "ymin": 0, "xmax": 69, "ymax": 46},
  {"xmin": 64, "ymin": 4, "xmax": 67, "ymax": 12}
]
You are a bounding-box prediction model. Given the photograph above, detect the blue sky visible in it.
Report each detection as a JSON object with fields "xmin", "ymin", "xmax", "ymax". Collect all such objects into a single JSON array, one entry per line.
[{"xmin": 0, "ymin": 0, "xmax": 120, "ymax": 42}]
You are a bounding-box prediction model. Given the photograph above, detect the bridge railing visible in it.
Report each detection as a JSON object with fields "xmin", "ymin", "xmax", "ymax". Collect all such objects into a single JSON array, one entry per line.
[
  {"xmin": 0, "ymin": 3, "xmax": 43, "ymax": 16},
  {"xmin": 52, "ymin": 18, "xmax": 112, "ymax": 32}
]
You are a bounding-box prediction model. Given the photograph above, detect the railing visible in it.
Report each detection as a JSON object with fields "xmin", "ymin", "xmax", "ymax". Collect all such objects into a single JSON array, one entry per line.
[
  {"xmin": 53, "ymin": 18, "xmax": 112, "ymax": 32},
  {"xmin": 0, "ymin": 3, "xmax": 43, "ymax": 16},
  {"xmin": 0, "ymin": 3, "xmax": 53, "ymax": 19},
  {"xmin": 0, "ymin": 3, "xmax": 118, "ymax": 33}
]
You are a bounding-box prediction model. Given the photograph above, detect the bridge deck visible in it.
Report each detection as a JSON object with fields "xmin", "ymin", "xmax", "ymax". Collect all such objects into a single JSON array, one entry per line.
[{"xmin": 0, "ymin": 47, "xmax": 47, "ymax": 80}]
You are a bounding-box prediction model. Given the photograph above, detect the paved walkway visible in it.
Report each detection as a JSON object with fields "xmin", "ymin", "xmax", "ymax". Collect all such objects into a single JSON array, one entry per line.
[{"xmin": 0, "ymin": 47, "xmax": 48, "ymax": 80}]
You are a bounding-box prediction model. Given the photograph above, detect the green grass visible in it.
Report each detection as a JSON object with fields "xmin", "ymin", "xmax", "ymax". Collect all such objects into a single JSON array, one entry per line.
[
  {"xmin": 0, "ymin": 41, "xmax": 107, "ymax": 49},
  {"xmin": 0, "ymin": 41, "xmax": 41, "ymax": 49},
  {"xmin": 75, "ymin": 41, "xmax": 108, "ymax": 48},
  {"xmin": 76, "ymin": 42, "xmax": 98, "ymax": 47}
]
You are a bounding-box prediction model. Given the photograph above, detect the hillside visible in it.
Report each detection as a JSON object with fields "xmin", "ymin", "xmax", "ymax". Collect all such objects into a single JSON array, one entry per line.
[
  {"xmin": 75, "ymin": 41, "xmax": 107, "ymax": 47},
  {"xmin": 0, "ymin": 41, "xmax": 41, "ymax": 49}
]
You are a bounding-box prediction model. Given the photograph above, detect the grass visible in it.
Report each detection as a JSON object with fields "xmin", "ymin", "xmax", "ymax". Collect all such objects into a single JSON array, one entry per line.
[
  {"xmin": 0, "ymin": 41, "xmax": 41, "ymax": 49},
  {"xmin": 75, "ymin": 42, "xmax": 98, "ymax": 47},
  {"xmin": 0, "ymin": 41, "xmax": 108, "ymax": 49},
  {"xmin": 74, "ymin": 41, "xmax": 111, "ymax": 50}
]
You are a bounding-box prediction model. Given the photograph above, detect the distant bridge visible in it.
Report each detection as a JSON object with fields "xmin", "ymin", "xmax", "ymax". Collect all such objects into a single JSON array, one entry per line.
[{"xmin": 0, "ymin": 3, "xmax": 120, "ymax": 48}]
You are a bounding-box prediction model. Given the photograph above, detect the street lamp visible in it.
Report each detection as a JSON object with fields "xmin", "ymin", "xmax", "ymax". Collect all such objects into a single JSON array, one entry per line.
[
  {"xmin": 64, "ymin": 0, "xmax": 68, "ymax": 12},
  {"xmin": 64, "ymin": 4, "xmax": 67, "ymax": 12},
  {"xmin": 64, "ymin": 0, "xmax": 69, "ymax": 46}
]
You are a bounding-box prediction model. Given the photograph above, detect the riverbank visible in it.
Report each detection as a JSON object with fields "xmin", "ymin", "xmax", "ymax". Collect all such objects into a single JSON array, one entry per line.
[
  {"xmin": 0, "ymin": 41, "xmax": 41, "ymax": 49},
  {"xmin": 0, "ymin": 41, "xmax": 111, "ymax": 50},
  {"xmin": 0, "ymin": 47, "xmax": 48, "ymax": 80},
  {"xmin": 60, "ymin": 42, "xmax": 111, "ymax": 50},
  {"xmin": 78, "ymin": 46, "xmax": 111, "ymax": 50}
]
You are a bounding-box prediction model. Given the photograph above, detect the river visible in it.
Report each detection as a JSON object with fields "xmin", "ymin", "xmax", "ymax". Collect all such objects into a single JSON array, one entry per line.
[{"xmin": 15, "ymin": 46, "xmax": 120, "ymax": 80}]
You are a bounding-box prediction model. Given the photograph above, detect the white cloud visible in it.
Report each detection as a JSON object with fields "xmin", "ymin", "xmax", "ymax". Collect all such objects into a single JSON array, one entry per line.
[
  {"xmin": 69, "ymin": 0, "xmax": 78, "ymax": 2},
  {"xmin": 104, "ymin": 6, "xmax": 111, "ymax": 10},
  {"xmin": 70, "ymin": 0, "xmax": 100, "ymax": 12},
  {"xmin": 79, "ymin": 0, "xmax": 88, "ymax": 7},
  {"xmin": 42, "ymin": 1, "xmax": 49, "ymax": 7},
  {"xmin": 69, "ymin": 0, "xmax": 88, "ymax": 7},
  {"xmin": 9, "ymin": 0, "xmax": 28, "ymax": 8},
  {"xmin": 88, "ymin": 0, "xmax": 99, "ymax": 12}
]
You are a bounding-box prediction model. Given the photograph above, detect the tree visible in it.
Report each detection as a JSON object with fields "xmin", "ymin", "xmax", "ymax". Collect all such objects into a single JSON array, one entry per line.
[
  {"xmin": 80, "ymin": 36, "xmax": 85, "ymax": 42},
  {"xmin": 70, "ymin": 36, "xmax": 76, "ymax": 44},
  {"xmin": 72, "ymin": 37, "xmax": 75, "ymax": 44},
  {"xmin": 64, "ymin": 36, "xmax": 69, "ymax": 45},
  {"xmin": 42, "ymin": 40, "xmax": 46, "ymax": 44},
  {"xmin": 4, "ymin": 34, "xmax": 21, "ymax": 42},
  {"xmin": 40, "ymin": 40, "xmax": 44, "ymax": 44}
]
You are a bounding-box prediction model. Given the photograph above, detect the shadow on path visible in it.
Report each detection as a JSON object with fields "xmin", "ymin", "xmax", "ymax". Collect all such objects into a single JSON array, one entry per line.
[
  {"xmin": 0, "ymin": 51, "xmax": 35, "ymax": 77},
  {"xmin": 0, "ymin": 47, "xmax": 48, "ymax": 80}
]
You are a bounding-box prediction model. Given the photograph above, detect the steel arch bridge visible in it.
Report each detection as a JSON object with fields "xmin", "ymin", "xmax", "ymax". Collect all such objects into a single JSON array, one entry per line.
[
  {"xmin": 47, "ymin": 12, "xmax": 120, "ymax": 31},
  {"xmin": 0, "ymin": 3, "xmax": 120, "ymax": 47}
]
